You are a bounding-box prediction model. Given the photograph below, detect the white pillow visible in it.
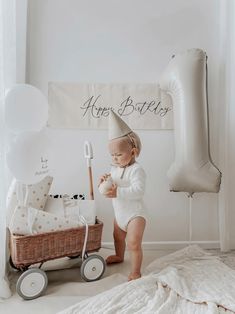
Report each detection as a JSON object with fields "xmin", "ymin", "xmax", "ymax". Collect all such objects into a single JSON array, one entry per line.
[
  {"xmin": 44, "ymin": 196, "xmax": 65, "ymax": 216},
  {"xmin": 63, "ymin": 196, "xmax": 96, "ymax": 225},
  {"xmin": 44, "ymin": 194, "xmax": 86, "ymax": 218},
  {"xmin": 77, "ymin": 200, "xmax": 96, "ymax": 225},
  {"xmin": 6, "ymin": 176, "xmax": 53, "ymax": 226}
]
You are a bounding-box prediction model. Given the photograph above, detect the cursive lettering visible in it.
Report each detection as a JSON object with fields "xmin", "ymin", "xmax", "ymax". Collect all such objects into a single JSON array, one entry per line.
[
  {"xmin": 80, "ymin": 94, "xmax": 172, "ymax": 119},
  {"xmin": 80, "ymin": 95, "xmax": 111, "ymax": 118}
]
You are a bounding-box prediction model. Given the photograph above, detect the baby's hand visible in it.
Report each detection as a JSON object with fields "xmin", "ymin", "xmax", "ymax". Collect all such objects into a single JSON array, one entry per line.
[
  {"xmin": 98, "ymin": 173, "xmax": 110, "ymax": 187},
  {"xmin": 104, "ymin": 184, "xmax": 117, "ymax": 198}
]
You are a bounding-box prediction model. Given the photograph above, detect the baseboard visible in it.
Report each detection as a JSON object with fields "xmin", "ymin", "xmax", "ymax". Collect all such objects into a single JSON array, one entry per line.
[{"xmin": 102, "ymin": 240, "xmax": 220, "ymax": 250}]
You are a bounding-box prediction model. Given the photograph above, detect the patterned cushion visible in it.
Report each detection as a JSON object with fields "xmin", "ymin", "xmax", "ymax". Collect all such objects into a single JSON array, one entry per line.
[
  {"xmin": 9, "ymin": 205, "xmax": 81, "ymax": 235},
  {"xmin": 8, "ymin": 205, "xmax": 32, "ymax": 235},
  {"xmin": 6, "ymin": 176, "xmax": 53, "ymax": 226},
  {"xmin": 26, "ymin": 176, "xmax": 53, "ymax": 209},
  {"xmin": 29, "ymin": 207, "xmax": 81, "ymax": 234}
]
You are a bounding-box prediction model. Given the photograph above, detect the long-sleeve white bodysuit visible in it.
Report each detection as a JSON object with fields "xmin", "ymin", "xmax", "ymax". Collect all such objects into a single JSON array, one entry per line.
[{"xmin": 110, "ymin": 162, "xmax": 146, "ymax": 231}]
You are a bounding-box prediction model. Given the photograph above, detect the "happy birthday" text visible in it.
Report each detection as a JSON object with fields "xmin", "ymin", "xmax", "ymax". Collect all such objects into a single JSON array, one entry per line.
[{"xmin": 80, "ymin": 95, "xmax": 172, "ymax": 119}]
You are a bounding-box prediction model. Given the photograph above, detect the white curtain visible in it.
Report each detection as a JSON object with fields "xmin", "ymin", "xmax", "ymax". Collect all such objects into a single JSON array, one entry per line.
[
  {"xmin": 0, "ymin": 0, "xmax": 28, "ymax": 299},
  {"xmin": 0, "ymin": 0, "xmax": 16, "ymax": 299},
  {"xmin": 217, "ymin": 0, "xmax": 235, "ymax": 251}
]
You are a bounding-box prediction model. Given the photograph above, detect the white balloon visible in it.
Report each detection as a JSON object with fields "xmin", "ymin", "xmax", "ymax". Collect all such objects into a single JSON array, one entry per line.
[
  {"xmin": 6, "ymin": 130, "xmax": 51, "ymax": 184},
  {"xmin": 5, "ymin": 84, "xmax": 48, "ymax": 132},
  {"xmin": 160, "ymin": 48, "xmax": 221, "ymax": 195}
]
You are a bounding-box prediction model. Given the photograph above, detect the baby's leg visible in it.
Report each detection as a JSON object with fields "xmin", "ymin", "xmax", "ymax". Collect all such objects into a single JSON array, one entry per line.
[
  {"xmin": 126, "ymin": 217, "xmax": 146, "ymax": 281},
  {"xmin": 106, "ymin": 219, "xmax": 127, "ymax": 264}
]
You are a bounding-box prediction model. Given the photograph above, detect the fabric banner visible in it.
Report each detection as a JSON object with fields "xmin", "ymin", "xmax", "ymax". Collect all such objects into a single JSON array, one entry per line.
[{"xmin": 48, "ymin": 82, "xmax": 173, "ymax": 129}]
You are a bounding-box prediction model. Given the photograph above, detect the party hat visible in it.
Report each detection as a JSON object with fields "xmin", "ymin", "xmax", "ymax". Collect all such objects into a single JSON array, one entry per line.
[{"xmin": 108, "ymin": 110, "xmax": 132, "ymax": 140}]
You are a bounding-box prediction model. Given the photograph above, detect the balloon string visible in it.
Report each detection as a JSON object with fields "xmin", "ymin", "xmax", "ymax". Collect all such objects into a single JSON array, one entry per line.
[
  {"xmin": 189, "ymin": 195, "xmax": 193, "ymax": 244},
  {"xmin": 23, "ymin": 185, "xmax": 29, "ymax": 207}
]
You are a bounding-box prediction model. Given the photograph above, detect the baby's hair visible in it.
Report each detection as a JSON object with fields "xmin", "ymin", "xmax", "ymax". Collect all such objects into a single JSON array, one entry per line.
[
  {"xmin": 126, "ymin": 132, "xmax": 142, "ymax": 157},
  {"xmin": 109, "ymin": 132, "xmax": 142, "ymax": 157}
]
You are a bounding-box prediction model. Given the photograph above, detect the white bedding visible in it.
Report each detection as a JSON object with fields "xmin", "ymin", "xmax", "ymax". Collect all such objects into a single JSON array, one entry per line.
[{"xmin": 57, "ymin": 245, "xmax": 235, "ymax": 314}]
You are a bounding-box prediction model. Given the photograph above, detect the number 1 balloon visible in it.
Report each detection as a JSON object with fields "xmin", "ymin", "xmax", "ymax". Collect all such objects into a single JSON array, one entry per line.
[{"xmin": 160, "ymin": 49, "xmax": 221, "ymax": 196}]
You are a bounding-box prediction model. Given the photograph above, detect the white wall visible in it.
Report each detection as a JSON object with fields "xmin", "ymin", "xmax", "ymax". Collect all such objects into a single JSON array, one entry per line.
[{"xmin": 26, "ymin": 0, "xmax": 221, "ymax": 246}]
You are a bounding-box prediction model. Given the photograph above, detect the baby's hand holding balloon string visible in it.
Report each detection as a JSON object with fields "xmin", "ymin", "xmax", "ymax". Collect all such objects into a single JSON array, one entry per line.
[{"xmin": 98, "ymin": 173, "xmax": 110, "ymax": 187}]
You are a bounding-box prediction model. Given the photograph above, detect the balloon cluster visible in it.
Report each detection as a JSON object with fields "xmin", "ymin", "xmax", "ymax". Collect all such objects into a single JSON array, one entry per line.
[{"xmin": 5, "ymin": 84, "xmax": 51, "ymax": 184}]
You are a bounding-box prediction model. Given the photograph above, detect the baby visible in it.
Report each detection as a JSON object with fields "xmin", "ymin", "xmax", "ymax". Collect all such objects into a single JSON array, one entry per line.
[{"xmin": 99, "ymin": 111, "xmax": 146, "ymax": 281}]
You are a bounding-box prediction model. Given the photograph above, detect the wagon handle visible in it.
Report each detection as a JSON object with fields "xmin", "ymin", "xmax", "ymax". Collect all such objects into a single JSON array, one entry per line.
[{"xmin": 84, "ymin": 141, "xmax": 94, "ymax": 200}]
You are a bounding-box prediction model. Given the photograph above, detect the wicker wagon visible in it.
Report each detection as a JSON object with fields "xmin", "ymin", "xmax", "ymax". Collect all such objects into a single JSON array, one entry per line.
[{"xmin": 9, "ymin": 220, "xmax": 105, "ymax": 300}]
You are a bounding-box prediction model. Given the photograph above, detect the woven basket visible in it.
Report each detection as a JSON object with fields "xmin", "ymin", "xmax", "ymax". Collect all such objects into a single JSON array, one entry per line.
[{"xmin": 10, "ymin": 220, "xmax": 103, "ymax": 269}]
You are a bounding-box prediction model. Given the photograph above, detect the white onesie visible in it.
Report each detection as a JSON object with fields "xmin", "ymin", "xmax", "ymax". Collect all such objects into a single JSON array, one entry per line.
[{"xmin": 110, "ymin": 162, "xmax": 146, "ymax": 231}]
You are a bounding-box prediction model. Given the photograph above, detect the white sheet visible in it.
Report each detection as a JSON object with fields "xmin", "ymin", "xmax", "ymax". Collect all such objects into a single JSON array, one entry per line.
[{"xmin": 57, "ymin": 245, "xmax": 235, "ymax": 314}]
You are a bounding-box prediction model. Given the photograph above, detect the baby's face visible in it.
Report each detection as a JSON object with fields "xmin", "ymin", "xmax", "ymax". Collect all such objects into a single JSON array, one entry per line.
[{"xmin": 108, "ymin": 138, "xmax": 134, "ymax": 168}]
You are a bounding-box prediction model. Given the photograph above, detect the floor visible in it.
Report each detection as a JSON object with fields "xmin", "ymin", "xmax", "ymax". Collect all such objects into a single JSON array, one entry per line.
[
  {"xmin": 0, "ymin": 248, "xmax": 174, "ymax": 314},
  {"xmin": 2, "ymin": 247, "xmax": 235, "ymax": 314}
]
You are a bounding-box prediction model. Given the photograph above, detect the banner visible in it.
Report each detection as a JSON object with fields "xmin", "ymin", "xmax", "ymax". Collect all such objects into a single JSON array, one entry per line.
[{"xmin": 48, "ymin": 82, "xmax": 173, "ymax": 129}]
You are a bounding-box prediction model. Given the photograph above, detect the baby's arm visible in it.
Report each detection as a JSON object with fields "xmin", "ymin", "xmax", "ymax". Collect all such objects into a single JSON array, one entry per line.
[{"xmin": 117, "ymin": 168, "xmax": 146, "ymax": 200}]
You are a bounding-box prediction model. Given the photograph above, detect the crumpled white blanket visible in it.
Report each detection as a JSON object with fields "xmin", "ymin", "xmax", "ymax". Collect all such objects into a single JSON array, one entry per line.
[{"xmin": 57, "ymin": 245, "xmax": 235, "ymax": 314}]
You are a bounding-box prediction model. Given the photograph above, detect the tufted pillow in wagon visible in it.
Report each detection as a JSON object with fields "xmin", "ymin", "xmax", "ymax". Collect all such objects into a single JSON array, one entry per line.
[
  {"xmin": 9, "ymin": 204, "xmax": 82, "ymax": 235},
  {"xmin": 6, "ymin": 176, "xmax": 53, "ymax": 226},
  {"xmin": 28, "ymin": 207, "xmax": 81, "ymax": 234},
  {"xmin": 9, "ymin": 205, "xmax": 33, "ymax": 235}
]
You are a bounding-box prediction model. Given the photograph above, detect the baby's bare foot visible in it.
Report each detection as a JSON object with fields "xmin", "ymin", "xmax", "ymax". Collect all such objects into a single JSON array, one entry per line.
[
  {"xmin": 106, "ymin": 255, "xmax": 124, "ymax": 264},
  {"xmin": 128, "ymin": 272, "xmax": 141, "ymax": 281}
]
